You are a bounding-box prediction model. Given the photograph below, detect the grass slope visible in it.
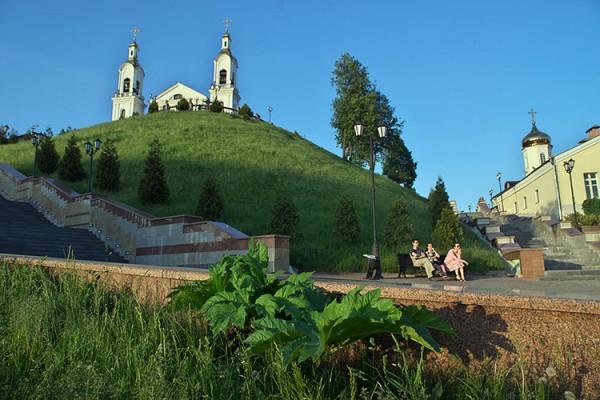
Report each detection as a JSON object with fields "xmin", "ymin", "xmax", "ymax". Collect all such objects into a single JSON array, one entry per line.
[{"xmin": 0, "ymin": 111, "xmax": 502, "ymax": 272}]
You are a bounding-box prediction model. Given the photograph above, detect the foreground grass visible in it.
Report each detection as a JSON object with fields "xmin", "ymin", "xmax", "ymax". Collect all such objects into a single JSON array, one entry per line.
[{"xmin": 0, "ymin": 260, "xmax": 570, "ymax": 399}]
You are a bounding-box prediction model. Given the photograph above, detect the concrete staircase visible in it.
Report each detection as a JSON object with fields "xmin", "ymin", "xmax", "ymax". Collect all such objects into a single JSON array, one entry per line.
[
  {"xmin": 0, "ymin": 196, "xmax": 127, "ymax": 263},
  {"xmin": 498, "ymin": 215, "xmax": 600, "ymax": 280}
]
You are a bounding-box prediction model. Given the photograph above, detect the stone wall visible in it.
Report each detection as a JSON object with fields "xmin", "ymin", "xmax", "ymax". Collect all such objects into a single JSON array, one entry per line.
[
  {"xmin": 0, "ymin": 163, "xmax": 289, "ymax": 271},
  {"xmin": 6, "ymin": 255, "xmax": 597, "ymax": 398}
]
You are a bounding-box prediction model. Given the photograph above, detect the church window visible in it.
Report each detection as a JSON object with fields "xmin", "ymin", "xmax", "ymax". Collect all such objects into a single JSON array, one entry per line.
[
  {"xmin": 535, "ymin": 189, "xmax": 540, "ymax": 204},
  {"xmin": 120, "ymin": 109, "xmax": 126, "ymax": 119},
  {"xmin": 522, "ymin": 197, "xmax": 527, "ymax": 210},
  {"xmin": 173, "ymin": 94, "xmax": 183, "ymax": 100},
  {"xmin": 540, "ymin": 153, "xmax": 546, "ymax": 164},
  {"xmin": 584, "ymin": 173, "xmax": 599, "ymax": 199},
  {"xmin": 123, "ymin": 78, "xmax": 131, "ymax": 93},
  {"xmin": 514, "ymin": 202, "xmax": 518, "ymax": 213},
  {"xmin": 219, "ymin": 69, "xmax": 227, "ymax": 85},
  {"xmin": 231, "ymin": 72, "xmax": 235, "ymax": 85}
]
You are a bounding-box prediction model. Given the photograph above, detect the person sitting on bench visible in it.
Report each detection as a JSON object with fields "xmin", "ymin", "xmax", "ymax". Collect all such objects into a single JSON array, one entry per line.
[
  {"xmin": 409, "ymin": 239, "xmax": 435, "ymax": 280},
  {"xmin": 426, "ymin": 243, "xmax": 448, "ymax": 279}
]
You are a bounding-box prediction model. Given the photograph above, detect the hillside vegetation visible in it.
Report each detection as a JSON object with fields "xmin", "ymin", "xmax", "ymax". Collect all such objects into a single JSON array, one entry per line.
[{"xmin": 0, "ymin": 111, "xmax": 501, "ymax": 272}]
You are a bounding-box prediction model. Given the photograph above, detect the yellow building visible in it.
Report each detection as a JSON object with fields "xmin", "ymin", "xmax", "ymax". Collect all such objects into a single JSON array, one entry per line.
[{"xmin": 493, "ymin": 120, "xmax": 599, "ymax": 220}]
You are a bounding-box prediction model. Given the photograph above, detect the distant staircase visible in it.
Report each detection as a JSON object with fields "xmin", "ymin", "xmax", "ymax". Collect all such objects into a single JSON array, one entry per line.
[{"xmin": 0, "ymin": 196, "xmax": 127, "ymax": 263}]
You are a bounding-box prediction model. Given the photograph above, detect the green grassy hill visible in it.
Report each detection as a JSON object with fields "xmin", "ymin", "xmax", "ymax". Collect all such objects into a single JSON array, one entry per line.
[{"xmin": 0, "ymin": 111, "xmax": 502, "ymax": 272}]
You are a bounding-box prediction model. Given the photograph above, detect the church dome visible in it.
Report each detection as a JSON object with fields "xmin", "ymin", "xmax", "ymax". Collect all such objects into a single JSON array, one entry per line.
[{"xmin": 522, "ymin": 123, "xmax": 551, "ymax": 148}]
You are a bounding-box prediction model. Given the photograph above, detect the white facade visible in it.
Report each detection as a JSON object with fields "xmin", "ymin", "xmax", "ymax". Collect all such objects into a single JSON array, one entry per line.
[
  {"xmin": 493, "ymin": 126, "xmax": 600, "ymax": 219},
  {"xmin": 208, "ymin": 32, "xmax": 241, "ymax": 111},
  {"xmin": 153, "ymin": 82, "xmax": 208, "ymax": 111},
  {"xmin": 111, "ymin": 40, "xmax": 146, "ymax": 120}
]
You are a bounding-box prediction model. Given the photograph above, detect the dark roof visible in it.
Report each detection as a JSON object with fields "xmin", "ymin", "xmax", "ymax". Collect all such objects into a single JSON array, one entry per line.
[{"xmin": 522, "ymin": 123, "xmax": 551, "ymax": 148}]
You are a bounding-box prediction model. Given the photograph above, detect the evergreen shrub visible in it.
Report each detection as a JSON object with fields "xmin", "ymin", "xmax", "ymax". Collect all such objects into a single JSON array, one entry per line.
[
  {"xmin": 428, "ymin": 177, "xmax": 450, "ymax": 225},
  {"xmin": 268, "ymin": 190, "xmax": 301, "ymax": 241},
  {"xmin": 57, "ymin": 134, "xmax": 85, "ymax": 182},
  {"xmin": 209, "ymin": 99, "xmax": 223, "ymax": 113},
  {"xmin": 95, "ymin": 138, "xmax": 121, "ymax": 191},
  {"xmin": 239, "ymin": 103, "xmax": 253, "ymax": 119},
  {"xmin": 137, "ymin": 138, "xmax": 169, "ymax": 205},
  {"xmin": 432, "ymin": 206, "xmax": 464, "ymax": 251},
  {"xmin": 38, "ymin": 137, "xmax": 60, "ymax": 174},
  {"xmin": 195, "ymin": 177, "xmax": 224, "ymax": 221},
  {"xmin": 176, "ymin": 98, "xmax": 190, "ymax": 111},
  {"xmin": 582, "ymin": 198, "xmax": 600, "ymax": 216},
  {"xmin": 148, "ymin": 99, "xmax": 159, "ymax": 113},
  {"xmin": 384, "ymin": 198, "xmax": 414, "ymax": 248},
  {"xmin": 332, "ymin": 194, "xmax": 360, "ymax": 244}
]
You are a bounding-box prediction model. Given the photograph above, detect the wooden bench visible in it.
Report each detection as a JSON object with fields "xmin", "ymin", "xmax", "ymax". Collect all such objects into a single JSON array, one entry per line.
[{"xmin": 396, "ymin": 253, "xmax": 447, "ymax": 278}]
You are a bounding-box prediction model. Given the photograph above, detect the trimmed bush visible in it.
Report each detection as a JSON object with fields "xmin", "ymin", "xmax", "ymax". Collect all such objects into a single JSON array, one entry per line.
[
  {"xmin": 195, "ymin": 177, "xmax": 224, "ymax": 221},
  {"xmin": 582, "ymin": 198, "xmax": 600, "ymax": 216},
  {"xmin": 57, "ymin": 134, "xmax": 85, "ymax": 182},
  {"xmin": 209, "ymin": 99, "xmax": 223, "ymax": 113},
  {"xmin": 332, "ymin": 194, "xmax": 360, "ymax": 244},
  {"xmin": 137, "ymin": 138, "xmax": 169, "ymax": 205},
  {"xmin": 384, "ymin": 198, "xmax": 414, "ymax": 248}
]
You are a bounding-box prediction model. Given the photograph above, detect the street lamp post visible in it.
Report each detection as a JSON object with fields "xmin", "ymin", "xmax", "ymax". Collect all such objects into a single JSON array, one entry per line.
[
  {"xmin": 354, "ymin": 121, "xmax": 387, "ymax": 279},
  {"xmin": 267, "ymin": 106, "xmax": 273, "ymax": 123},
  {"xmin": 497, "ymin": 172, "xmax": 504, "ymax": 212},
  {"xmin": 489, "ymin": 189, "xmax": 493, "ymax": 208},
  {"xmin": 31, "ymin": 129, "xmax": 42, "ymax": 178},
  {"xmin": 85, "ymin": 138, "xmax": 102, "ymax": 193},
  {"xmin": 563, "ymin": 158, "xmax": 578, "ymax": 228}
]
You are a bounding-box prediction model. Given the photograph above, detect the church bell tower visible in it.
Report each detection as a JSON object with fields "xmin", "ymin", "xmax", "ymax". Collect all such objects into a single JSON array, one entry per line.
[
  {"xmin": 111, "ymin": 28, "xmax": 146, "ymax": 120},
  {"xmin": 521, "ymin": 109, "xmax": 552, "ymax": 175},
  {"xmin": 208, "ymin": 18, "xmax": 241, "ymax": 111}
]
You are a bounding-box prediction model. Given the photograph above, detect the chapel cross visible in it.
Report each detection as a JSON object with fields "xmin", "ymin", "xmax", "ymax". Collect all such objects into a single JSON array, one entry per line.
[
  {"xmin": 528, "ymin": 108, "xmax": 537, "ymax": 125},
  {"xmin": 224, "ymin": 18, "xmax": 232, "ymax": 32},
  {"xmin": 131, "ymin": 27, "xmax": 140, "ymax": 42}
]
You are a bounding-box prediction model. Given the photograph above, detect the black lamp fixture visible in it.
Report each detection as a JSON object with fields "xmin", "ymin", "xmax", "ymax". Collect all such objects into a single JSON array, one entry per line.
[
  {"xmin": 31, "ymin": 127, "xmax": 43, "ymax": 178},
  {"xmin": 489, "ymin": 189, "xmax": 493, "ymax": 206},
  {"xmin": 354, "ymin": 120, "xmax": 387, "ymax": 279},
  {"xmin": 496, "ymin": 172, "xmax": 504, "ymax": 212},
  {"xmin": 84, "ymin": 138, "xmax": 102, "ymax": 193},
  {"xmin": 563, "ymin": 158, "xmax": 578, "ymax": 228}
]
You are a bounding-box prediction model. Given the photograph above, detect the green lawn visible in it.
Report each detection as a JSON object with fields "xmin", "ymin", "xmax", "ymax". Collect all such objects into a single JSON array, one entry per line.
[{"xmin": 0, "ymin": 111, "xmax": 503, "ymax": 272}]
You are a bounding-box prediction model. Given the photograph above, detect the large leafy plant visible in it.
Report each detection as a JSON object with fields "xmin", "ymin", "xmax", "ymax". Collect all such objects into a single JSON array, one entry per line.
[{"xmin": 166, "ymin": 240, "xmax": 455, "ymax": 364}]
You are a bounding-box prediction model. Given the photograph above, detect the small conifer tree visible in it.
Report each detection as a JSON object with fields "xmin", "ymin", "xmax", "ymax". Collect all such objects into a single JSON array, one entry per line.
[
  {"xmin": 38, "ymin": 137, "xmax": 60, "ymax": 174},
  {"xmin": 95, "ymin": 138, "xmax": 121, "ymax": 191},
  {"xmin": 332, "ymin": 194, "xmax": 360, "ymax": 244},
  {"xmin": 432, "ymin": 206, "xmax": 464, "ymax": 252},
  {"xmin": 428, "ymin": 176, "xmax": 450, "ymax": 225},
  {"xmin": 195, "ymin": 177, "xmax": 224, "ymax": 221},
  {"xmin": 57, "ymin": 134, "xmax": 85, "ymax": 182},
  {"xmin": 209, "ymin": 99, "xmax": 224, "ymax": 113},
  {"xmin": 268, "ymin": 190, "xmax": 301, "ymax": 241},
  {"xmin": 176, "ymin": 98, "xmax": 190, "ymax": 111},
  {"xmin": 138, "ymin": 138, "xmax": 170, "ymax": 205},
  {"xmin": 239, "ymin": 103, "xmax": 254, "ymax": 119},
  {"xmin": 148, "ymin": 99, "xmax": 159, "ymax": 113},
  {"xmin": 384, "ymin": 198, "xmax": 414, "ymax": 248}
]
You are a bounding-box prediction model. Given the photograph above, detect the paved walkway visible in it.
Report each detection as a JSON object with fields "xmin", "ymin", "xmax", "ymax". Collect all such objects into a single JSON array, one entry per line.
[{"xmin": 309, "ymin": 271, "xmax": 600, "ymax": 302}]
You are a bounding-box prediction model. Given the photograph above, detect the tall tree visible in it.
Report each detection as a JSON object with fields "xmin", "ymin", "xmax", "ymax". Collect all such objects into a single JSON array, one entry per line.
[
  {"xmin": 57, "ymin": 134, "xmax": 85, "ymax": 182},
  {"xmin": 382, "ymin": 135, "xmax": 417, "ymax": 189},
  {"xmin": 332, "ymin": 194, "xmax": 361, "ymax": 245},
  {"xmin": 428, "ymin": 176, "xmax": 450, "ymax": 225},
  {"xmin": 196, "ymin": 177, "xmax": 224, "ymax": 221},
  {"xmin": 95, "ymin": 138, "xmax": 121, "ymax": 191},
  {"xmin": 138, "ymin": 138, "xmax": 169, "ymax": 205}
]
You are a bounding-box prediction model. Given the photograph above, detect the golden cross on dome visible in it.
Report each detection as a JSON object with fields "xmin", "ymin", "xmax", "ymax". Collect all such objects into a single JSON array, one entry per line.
[
  {"xmin": 528, "ymin": 108, "xmax": 537, "ymax": 125},
  {"xmin": 224, "ymin": 18, "xmax": 232, "ymax": 32},
  {"xmin": 131, "ymin": 27, "xmax": 140, "ymax": 41}
]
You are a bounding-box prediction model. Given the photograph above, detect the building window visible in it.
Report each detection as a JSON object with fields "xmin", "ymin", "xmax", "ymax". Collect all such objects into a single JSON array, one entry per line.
[
  {"xmin": 219, "ymin": 69, "xmax": 227, "ymax": 85},
  {"xmin": 514, "ymin": 202, "xmax": 518, "ymax": 213},
  {"xmin": 584, "ymin": 173, "xmax": 599, "ymax": 199},
  {"xmin": 123, "ymin": 78, "xmax": 131, "ymax": 93},
  {"xmin": 173, "ymin": 94, "xmax": 183, "ymax": 100},
  {"xmin": 523, "ymin": 197, "xmax": 527, "ymax": 210},
  {"xmin": 540, "ymin": 153, "xmax": 546, "ymax": 164},
  {"xmin": 535, "ymin": 189, "xmax": 539, "ymax": 204}
]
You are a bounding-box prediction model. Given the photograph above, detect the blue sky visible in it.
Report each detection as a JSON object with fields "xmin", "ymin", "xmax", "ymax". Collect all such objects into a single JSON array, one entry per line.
[{"xmin": 1, "ymin": 1, "xmax": 599, "ymax": 211}]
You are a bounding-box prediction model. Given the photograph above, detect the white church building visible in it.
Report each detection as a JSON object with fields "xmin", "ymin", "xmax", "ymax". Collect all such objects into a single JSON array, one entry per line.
[{"xmin": 111, "ymin": 23, "xmax": 240, "ymax": 120}]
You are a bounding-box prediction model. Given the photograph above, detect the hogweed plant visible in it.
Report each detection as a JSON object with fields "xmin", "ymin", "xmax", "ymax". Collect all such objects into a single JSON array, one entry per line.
[{"xmin": 166, "ymin": 240, "xmax": 455, "ymax": 365}]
